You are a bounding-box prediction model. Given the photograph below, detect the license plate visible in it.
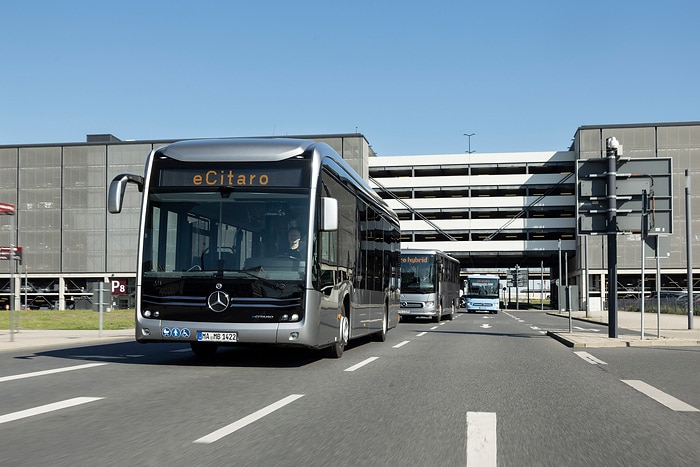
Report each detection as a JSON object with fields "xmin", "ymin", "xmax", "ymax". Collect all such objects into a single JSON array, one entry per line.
[{"xmin": 197, "ymin": 331, "xmax": 238, "ymax": 342}]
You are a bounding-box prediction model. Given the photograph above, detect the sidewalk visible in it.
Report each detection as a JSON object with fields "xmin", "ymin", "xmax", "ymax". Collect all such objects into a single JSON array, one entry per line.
[
  {"xmin": 545, "ymin": 310, "xmax": 700, "ymax": 348},
  {"xmin": 0, "ymin": 329, "xmax": 134, "ymax": 353}
]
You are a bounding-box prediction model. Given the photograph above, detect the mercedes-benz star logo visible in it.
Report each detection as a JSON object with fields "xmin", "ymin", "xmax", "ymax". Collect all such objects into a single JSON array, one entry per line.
[{"xmin": 207, "ymin": 290, "xmax": 230, "ymax": 313}]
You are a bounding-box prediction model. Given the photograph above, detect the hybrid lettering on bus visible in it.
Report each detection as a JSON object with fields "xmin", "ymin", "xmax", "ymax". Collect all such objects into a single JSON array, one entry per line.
[
  {"xmin": 108, "ymin": 138, "xmax": 401, "ymax": 358},
  {"xmin": 399, "ymin": 249, "xmax": 460, "ymax": 322}
]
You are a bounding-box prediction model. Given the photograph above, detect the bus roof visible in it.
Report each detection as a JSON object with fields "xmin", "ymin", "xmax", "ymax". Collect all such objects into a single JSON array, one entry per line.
[{"xmin": 155, "ymin": 138, "xmax": 315, "ymax": 162}]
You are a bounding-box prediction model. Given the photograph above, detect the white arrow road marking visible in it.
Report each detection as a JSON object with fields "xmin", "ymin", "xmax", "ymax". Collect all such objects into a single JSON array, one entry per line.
[
  {"xmin": 480, "ymin": 324, "xmax": 491, "ymax": 329},
  {"xmin": 194, "ymin": 394, "xmax": 305, "ymax": 444},
  {"xmin": 466, "ymin": 412, "xmax": 497, "ymax": 467},
  {"xmin": 344, "ymin": 357, "xmax": 379, "ymax": 372},
  {"xmin": 622, "ymin": 380, "xmax": 699, "ymax": 412},
  {"xmin": 0, "ymin": 397, "xmax": 103, "ymax": 425},
  {"xmin": 0, "ymin": 362, "xmax": 108, "ymax": 383},
  {"xmin": 574, "ymin": 351, "xmax": 608, "ymax": 365}
]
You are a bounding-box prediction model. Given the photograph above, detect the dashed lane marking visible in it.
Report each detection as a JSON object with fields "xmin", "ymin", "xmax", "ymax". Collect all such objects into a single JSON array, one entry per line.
[
  {"xmin": 574, "ymin": 351, "xmax": 608, "ymax": 365},
  {"xmin": 0, "ymin": 362, "xmax": 108, "ymax": 383},
  {"xmin": 193, "ymin": 394, "xmax": 305, "ymax": 444},
  {"xmin": 344, "ymin": 357, "xmax": 379, "ymax": 372},
  {"xmin": 0, "ymin": 397, "xmax": 104, "ymax": 425},
  {"xmin": 466, "ymin": 411, "xmax": 497, "ymax": 467},
  {"xmin": 622, "ymin": 380, "xmax": 699, "ymax": 412}
]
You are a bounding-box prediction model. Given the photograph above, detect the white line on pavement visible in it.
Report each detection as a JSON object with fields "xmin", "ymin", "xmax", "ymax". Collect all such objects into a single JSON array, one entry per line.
[
  {"xmin": 416, "ymin": 331, "xmax": 428, "ymax": 337},
  {"xmin": 622, "ymin": 380, "xmax": 699, "ymax": 412},
  {"xmin": 0, "ymin": 362, "xmax": 108, "ymax": 383},
  {"xmin": 466, "ymin": 411, "xmax": 497, "ymax": 467},
  {"xmin": 393, "ymin": 341, "xmax": 409, "ymax": 348},
  {"xmin": 0, "ymin": 397, "xmax": 104, "ymax": 425},
  {"xmin": 344, "ymin": 357, "xmax": 379, "ymax": 372},
  {"xmin": 574, "ymin": 351, "xmax": 608, "ymax": 365},
  {"xmin": 194, "ymin": 394, "xmax": 304, "ymax": 444}
]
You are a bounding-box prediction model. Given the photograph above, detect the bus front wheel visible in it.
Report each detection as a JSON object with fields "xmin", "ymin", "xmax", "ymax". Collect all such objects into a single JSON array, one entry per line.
[{"xmin": 327, "ymin": 305, "xmax": 349, "ymax": 358}]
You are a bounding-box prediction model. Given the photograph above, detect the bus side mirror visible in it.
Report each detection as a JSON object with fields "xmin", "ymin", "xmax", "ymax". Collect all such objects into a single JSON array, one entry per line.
[
  {"xmin": 108, "ymin": 173, "xmax": 144, "ymax": 214},
  {"xmin": 320, "ymin": 197, "xmax": 338, "ymax": 231}
]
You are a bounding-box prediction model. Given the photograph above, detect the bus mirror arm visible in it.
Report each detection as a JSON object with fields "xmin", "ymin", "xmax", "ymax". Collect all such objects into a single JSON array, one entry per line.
[{"xmin": 108, "ymin": 173, "xmax": 145, "ymax": 214}]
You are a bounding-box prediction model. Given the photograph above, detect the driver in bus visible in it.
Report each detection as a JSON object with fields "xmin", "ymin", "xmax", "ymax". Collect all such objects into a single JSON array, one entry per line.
[{"xmin": 283, "ymin": 227, "xmax": 303, "ymax": 258}]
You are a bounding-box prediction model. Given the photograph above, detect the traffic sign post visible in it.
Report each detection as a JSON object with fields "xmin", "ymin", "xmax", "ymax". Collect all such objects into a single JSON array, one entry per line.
[
  {"xmin": 576, "ymin": 138, "xmax": 673, "ymax": 338},
  {"xmin": 91, "ymin": 282, "xmax": 112, "ymax": 337}
]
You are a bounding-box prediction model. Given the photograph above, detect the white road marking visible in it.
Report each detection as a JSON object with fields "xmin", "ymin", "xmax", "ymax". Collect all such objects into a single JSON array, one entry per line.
[
  {"xmin": 480, "ymin": 324, "xmax": 491, "ymax": 329},
  {"xmin": 0, "ymin": 362, "xmax": 108, "ymax": 383},
  {"xmin": 194, "ymin": 394, "xmax": 304, "ymax": 444},
  {"xmin": 0, "ymin": 397, "xmax": 103, "ymax": 425},
  {"xmin": 622, "ymin": 380, "xmax": 699, "ymax": 412},
  {"xmin": 466, "ymin": 411, "xmax": 497, "ymax": 467},
  {"xmin": 344, "ymin": 357, "xmax": 379, "ymax": 372},
  {"xmin": 393, "ymin": 341, "xmax": 410, "ymax": 348},
  {"xmin": 416, "ymin": 331, "xmax": 428, "ymax": 337},
  {"xmin": 530, "ymin": 326, "xmax": 540, "ymax": 330},
  {"xmin": 430, "ymin": 326, "xmax": 438, "ymax": 330},
  {"xmin": 574, "ymin": 351, "xmax": 608, "ymax": 365}
]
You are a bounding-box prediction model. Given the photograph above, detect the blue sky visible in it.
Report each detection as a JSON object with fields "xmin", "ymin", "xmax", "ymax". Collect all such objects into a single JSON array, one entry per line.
[{"xmin": 2, "ymin": 0, "xmax": 699, "ymax": 155}]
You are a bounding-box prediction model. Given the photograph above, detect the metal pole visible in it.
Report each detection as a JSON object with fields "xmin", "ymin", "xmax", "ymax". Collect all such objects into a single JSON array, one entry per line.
[
  {"xmin": 515, "ymin": 264, "xmax": 519, "ymax": 311},
  {"xmin": 558, "ymin": 239, "xmax": 563, "ymax": 313},
  {"xmin": 585, "ymin": 235, "xmax": 590, "ymax": 317},
  {"xmin": 656, "ymin": 237, "xmax": 661, "ymax": 338},
  {"xmin": 686, "ymin": 169, "xmax": 694, "ymax": 329},
  {"xmin": 641, "ymin": 189, "xmax": 646, "ymax": 340},
  {"xmin": 540, "ymin": 260, "xmax": 544, "ymax": 311},
  {"xmin": 606, "ymin": 137, "xmax": 619, "ymax": 338},
  {"xmin": 10, "ymin": 213, "xmax": 15, "ymax": 342}
]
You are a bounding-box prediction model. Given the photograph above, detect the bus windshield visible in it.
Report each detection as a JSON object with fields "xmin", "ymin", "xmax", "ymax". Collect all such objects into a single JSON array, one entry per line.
[
  {"xmin": 466, "ymin": 277, "xmax": 500, "ymax": 298},
  {"xmin": 401, "ymin": 255, "xmax": 436, "ymax": 293},
  {"xmin": 143, "ymin": 189, "xmax": 310, "ymax": 281}
]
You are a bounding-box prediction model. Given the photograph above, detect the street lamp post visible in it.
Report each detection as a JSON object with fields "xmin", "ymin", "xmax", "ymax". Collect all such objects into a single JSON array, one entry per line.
[{"xmin": 464, "ymin": 133, "xmax": 475, "ymax": 154}]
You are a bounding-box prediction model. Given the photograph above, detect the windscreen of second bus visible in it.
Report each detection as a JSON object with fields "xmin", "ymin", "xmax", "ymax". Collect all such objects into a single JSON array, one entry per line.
[
  {"xmin": 400, "ymin": 254, "xmax": 436, "ymax": 293},
  {"xmin": 143, "ymin": 190, "xmax": 310, "ymax": 280},
  {"xmin": 467, "ymin": 277, "xmax": 500, "ymax": 298}
]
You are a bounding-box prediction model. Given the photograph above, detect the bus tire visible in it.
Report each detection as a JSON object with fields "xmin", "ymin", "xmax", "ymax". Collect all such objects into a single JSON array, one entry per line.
[
  {"xmin": 373, "ymin": 307, "xmax": 388, "ymax": 342},
  {"xmin": 327, "ymin": 305, "xmax": 349, "ymax": 358},
  {"xmin": 190, "ymin": 342, "xmax": 218, "ymax": 358}
]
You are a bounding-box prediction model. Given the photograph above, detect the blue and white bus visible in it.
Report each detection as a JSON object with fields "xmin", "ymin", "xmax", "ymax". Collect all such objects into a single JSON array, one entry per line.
[
  {"xmin": 108, "ymin": 138, "xmax": 401, "ymax": 358},
  {"xmin": 464, "ymin": 274, "xmax": 501, "ymax": 314},
  {"xmin": 399, "ymin": 249, "xmax": 461, "ymax": 322}
]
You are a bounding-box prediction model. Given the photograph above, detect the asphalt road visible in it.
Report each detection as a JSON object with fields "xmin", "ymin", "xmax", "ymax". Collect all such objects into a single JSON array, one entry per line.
[{"xmin": 1, "ymin": 311, "xmax": 698, "ymax": 466}]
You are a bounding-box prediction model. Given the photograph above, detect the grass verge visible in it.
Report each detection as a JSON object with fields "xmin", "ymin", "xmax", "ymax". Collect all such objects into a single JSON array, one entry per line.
[{"xmin": 1, "ymin": 308, "xmax": 134, "ymax": 331}]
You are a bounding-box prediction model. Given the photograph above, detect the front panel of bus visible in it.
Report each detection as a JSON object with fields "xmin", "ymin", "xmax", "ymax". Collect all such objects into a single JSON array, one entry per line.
[
  {"xmin": 134, "ymin": 155, "xmax": 335, "ymax": 347},
  {"xmin": 465, "ymin": 276, "xmax": 500, "ymax": 313},
  {"xmin": 399, "ymin": 253, "xmax": 440, "ymax": 318}
]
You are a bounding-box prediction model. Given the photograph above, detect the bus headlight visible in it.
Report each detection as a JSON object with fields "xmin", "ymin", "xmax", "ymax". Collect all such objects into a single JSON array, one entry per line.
[{"xmin": 425, "ymin": 301, "xmax": 435, "ymax": 308}]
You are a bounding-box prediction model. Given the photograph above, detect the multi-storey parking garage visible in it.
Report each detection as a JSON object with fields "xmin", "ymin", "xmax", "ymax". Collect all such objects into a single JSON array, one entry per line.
[{"xmin": 0, "ymin": 122, "xmax": 698, "ymax": 312}]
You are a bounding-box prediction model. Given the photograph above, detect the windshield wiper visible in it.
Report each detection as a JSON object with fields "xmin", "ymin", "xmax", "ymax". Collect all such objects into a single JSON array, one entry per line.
[{"xmin": 234, "ymin": 269, "xmax": 287, "ymax": 291}]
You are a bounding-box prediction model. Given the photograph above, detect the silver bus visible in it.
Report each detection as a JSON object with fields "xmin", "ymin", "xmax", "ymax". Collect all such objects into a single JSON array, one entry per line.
[
  {"xmin": 399, "ymin": 249, "xmax": 460, "ymax": 322},
  {"xmin": 108, "ymin": 138, "xmax": 401, "ymax": 358}
]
